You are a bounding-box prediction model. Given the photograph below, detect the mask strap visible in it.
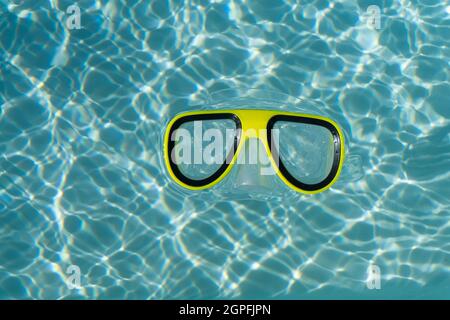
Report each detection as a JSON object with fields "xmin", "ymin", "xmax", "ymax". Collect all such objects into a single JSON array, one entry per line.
[{"xmin": 339, "ymin": 154, "xmax": 364, "ymax": 182}]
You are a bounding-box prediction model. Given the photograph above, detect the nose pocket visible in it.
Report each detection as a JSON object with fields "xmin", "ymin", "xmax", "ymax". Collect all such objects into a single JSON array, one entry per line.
[{"xmin": 228, "ymin": 138, "xmax": 283, "ymax": 197}]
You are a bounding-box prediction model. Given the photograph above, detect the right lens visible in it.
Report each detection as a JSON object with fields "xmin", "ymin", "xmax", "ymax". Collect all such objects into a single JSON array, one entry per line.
[
  {"xmin": 267, "ymin": 115, "xmax": 341, "ymax": 191},
  {"xmin": 272, "ymin": 121, "xmax": 335, "ymax": 185}
]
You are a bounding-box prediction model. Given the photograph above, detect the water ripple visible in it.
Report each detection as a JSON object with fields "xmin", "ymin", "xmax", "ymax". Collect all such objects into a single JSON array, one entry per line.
[{"xmin": 0, "ymin": 0, "xmax": 449, "ymax": 299}]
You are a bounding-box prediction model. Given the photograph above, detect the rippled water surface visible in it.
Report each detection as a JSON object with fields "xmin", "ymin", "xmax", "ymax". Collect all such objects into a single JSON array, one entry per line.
[{"xmin": 1, "ymin": 0, "xmax": 449, "ymax": 299}]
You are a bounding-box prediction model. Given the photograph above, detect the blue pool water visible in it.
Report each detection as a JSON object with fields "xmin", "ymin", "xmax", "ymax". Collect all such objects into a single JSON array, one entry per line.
[{"xmin": 0, "ymin": 0, "xmax": 449, "ymax": 299}]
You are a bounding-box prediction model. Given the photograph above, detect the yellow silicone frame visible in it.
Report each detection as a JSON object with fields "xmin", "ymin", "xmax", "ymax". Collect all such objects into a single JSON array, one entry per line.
[{"xmin": 164, "ymin": 109, "xmax": 345, "ymax": 194}]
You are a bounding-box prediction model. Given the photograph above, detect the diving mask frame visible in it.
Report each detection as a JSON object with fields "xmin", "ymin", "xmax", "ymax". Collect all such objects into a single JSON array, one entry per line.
[{"xmin": 164, "ymin": 109, "xmax": 345, "ymax": 194}]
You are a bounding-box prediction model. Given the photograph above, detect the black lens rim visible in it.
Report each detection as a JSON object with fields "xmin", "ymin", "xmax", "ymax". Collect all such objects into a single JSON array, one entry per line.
[
  {"xmin": 267, "ymin": 115, "xmax": 342, "ymax": 191},
  {"xmin": 167, "ymin": 113, "xmax": 241, "ymax": 187}
]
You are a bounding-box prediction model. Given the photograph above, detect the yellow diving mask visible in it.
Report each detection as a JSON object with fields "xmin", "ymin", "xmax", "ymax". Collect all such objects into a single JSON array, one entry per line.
[{"xmin": 163, "ymin": 109, "xmax": 345, "ymax": 194}]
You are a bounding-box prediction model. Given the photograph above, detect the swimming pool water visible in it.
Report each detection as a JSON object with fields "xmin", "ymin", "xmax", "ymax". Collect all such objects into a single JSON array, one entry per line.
[{"xmin": 0, "ymin": 0, "xmax": 449, "ymax": 299}]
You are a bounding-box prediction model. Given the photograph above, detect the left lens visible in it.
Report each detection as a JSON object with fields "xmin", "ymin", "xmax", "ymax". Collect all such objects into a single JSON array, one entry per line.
[
  {"xmin": 172, "ymin": 119, "xmax": 237, "ymax": 180},
  {"xmin": 167, "ymin": 113, "xmax": 241, "ymax": 187}
]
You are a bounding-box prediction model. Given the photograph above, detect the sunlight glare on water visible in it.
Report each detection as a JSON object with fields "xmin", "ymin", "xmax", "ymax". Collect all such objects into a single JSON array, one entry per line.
[{"xmin": 0, "ymin": 0, "xmax": 449, "ymax": 299}]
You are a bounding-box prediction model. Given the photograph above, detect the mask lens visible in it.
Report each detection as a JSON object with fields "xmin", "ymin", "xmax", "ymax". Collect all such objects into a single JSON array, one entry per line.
[
  {"xmin": 169, "ymin": 116, "xmax": 239, "ymax": 184},
  {"xmin": 269, "ymin": 116, "xmax": 340, "ymax": 190}
]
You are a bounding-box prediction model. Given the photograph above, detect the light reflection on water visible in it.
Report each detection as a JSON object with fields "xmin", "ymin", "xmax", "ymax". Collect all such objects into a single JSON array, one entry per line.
[{"xmin": 0, "ymin": 0, "xmax": 449, "ymax": 299}]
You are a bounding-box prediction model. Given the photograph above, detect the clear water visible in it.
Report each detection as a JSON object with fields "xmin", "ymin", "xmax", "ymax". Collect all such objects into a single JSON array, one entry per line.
[{"xmin": 1, "ymin": 0, "xmax": 449, "ymax": 299}]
